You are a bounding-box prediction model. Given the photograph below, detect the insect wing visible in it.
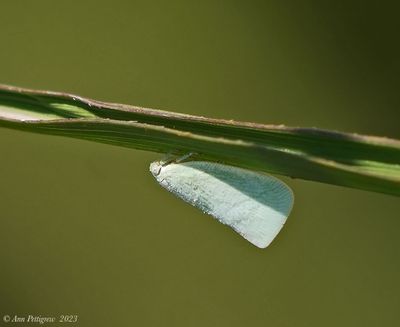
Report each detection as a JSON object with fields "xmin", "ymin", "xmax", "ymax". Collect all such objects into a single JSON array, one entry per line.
[{"xmin": 150, "ymin": 161, "xmax": 294, "ymax": 248}]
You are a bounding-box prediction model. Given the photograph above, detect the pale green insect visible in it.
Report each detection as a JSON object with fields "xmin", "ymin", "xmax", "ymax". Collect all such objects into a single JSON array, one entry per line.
[{"xmin": 150, "ymin": 159, "xmax": 294, "ymax": 248}]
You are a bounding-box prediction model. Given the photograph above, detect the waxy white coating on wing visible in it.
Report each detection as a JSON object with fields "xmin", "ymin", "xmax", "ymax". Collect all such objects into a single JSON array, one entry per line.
[{"xmin": 150, "ymin": 161, "xmax": 294, "ymax": 248}]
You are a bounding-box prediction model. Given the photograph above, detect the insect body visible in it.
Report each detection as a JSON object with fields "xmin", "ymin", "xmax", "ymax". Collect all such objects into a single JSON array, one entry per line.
[{"xmin": 150, "ymin": 160, "xmax": 294, "ymax": 248}]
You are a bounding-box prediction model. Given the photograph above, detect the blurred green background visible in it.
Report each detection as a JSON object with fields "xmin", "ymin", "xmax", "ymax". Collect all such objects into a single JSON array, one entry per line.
[{"xmin": 0, "ymin": 1, "xmax": 399, "ymax": 326}]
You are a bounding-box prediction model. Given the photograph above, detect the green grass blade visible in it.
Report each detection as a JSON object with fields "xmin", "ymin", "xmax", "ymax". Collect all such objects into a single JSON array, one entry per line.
[{"xmin": 1, "ymin": 84, "xmax": 399, "ymax": 196}]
